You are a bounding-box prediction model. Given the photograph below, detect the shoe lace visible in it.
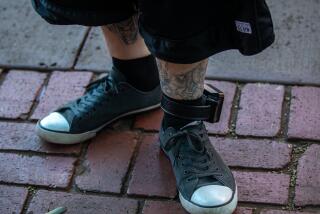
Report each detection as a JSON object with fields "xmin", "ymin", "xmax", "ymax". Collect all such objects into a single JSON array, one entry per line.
[
  {"xmin": 165, "ymin": 126, "xmax": 222, "ymax": 182},
  {"xmin": 68, "ymin": 75, "xmax": 119, "ymax": 118}
]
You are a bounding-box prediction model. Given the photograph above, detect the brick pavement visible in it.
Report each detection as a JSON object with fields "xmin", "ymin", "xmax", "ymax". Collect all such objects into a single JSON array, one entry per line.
[
  {"xmin": 1, "ymin": 0, "xmax": 319, "ymax": 212},
  {"xmin": 0, "ymin": 68, "xmax": 319, "ymax": 214}
]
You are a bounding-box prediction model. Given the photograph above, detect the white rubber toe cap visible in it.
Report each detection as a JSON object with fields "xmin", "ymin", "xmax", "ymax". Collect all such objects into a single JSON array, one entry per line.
[
  {"xmin": 191, "ymin": 185, "xmax": 233, "ymax": 207},
  {"xmin": 39, "ymin": 112, "xmax": 70, "ymax": 132}
]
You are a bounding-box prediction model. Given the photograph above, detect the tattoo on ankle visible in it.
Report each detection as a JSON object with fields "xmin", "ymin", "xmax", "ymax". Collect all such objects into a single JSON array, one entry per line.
[
  {"xmin": 107, "ymin": 15, "xmax": 139, "ymax": 45},
  {"xmin": 157, "ymin": 60, "xmax": 208, "ymax": 100}
]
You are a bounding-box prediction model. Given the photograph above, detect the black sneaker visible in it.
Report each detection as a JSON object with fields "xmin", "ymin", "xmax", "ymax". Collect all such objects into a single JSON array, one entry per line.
[
  {"xmin": 36, "ymin": 69, "xmax": 161, "ymax": 144},
  {"xmin": 159, "ymin": 121, "xmax": 237, "ymax": 214}
]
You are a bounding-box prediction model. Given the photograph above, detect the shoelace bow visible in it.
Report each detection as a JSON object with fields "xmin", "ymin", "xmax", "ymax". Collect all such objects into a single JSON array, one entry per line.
[
  {"xmin": 68, "ymin": 75, "xmax": 119, "ymax": 117},
  {"xmin": 165, "ymin": 127, "xmax": 222, "ymax": 182}
]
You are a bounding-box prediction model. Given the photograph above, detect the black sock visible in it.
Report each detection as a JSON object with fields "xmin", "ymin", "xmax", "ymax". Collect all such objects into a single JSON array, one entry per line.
[
  {"xmin": 162, "ymin": 95, "xmax": 204, "ymax": 130},
  {"xmin": 112, "ymin": 55, "xmax": 159, "ymax": 91}
]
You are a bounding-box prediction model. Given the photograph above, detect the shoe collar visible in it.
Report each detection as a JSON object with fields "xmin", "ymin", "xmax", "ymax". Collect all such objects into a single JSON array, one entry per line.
[
  {"xmin": 110, "ymin": 67, "xmax": 127, "ymax": 84},
  {"xmin": 180, "ymin": 121, "xmax": 202, "ymax": 130}
]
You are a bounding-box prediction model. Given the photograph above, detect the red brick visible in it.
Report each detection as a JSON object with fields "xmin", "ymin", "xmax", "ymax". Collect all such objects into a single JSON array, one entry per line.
[
  {"xmin": 0, "ymin": 122, "xmax": 81, "ymax": 154},
  {"xmin": 0, "ymin": 70, "xmax": 46, "ymax": 118},
  {"xmin": 76, "ymin": 131, "xmax": 137, "ymax": 193},
  {"xmin": 236, "ymin": 84, "xmax": 284, "ymax": 137},
  {"xmin": 261, "ymin": 210, "xmax": 316, "ymax": 214},
  {"xmin": 142, "ymin": 201, "xmax": 187, "ymax": 214},
  {"xmin": 27, "ymin": 190, "xmax": 138, "ymax": 214},
  {"xmin": 295, "ymin": 144, "xmax": 320, "ymax": 206},
  {"xmin": 210, "ymin": 137, "xmax": 292, "ymax": 169},
  {"xmin": 234, "ymin": 171, "xmax": 290, "ymax": 204},
  {"xmin": 234, "ymin": 207, "xmax": 254, "ymax": 214},
  {"xmin": 31, "ymin": 71, "xmax": 93, "ymax": 119},
  {"xmin": 0, "ymin": 153, "xmax": 75, "ymax": 187},
  {"xmin": 205, "ymin": 80, "xmax": 237, "ymax": 134},
  {"xmin": 0, "ymin": 185, "xmax": 28, "ymax": 214},
  {"xmin": 288, "ymin": 87, "xmax": 320, "ymax": 140},
  {"xmin": 127, "ymin": 134, "xmax": 176, "ymax": 198},
  {"xmin": 134, "ymin": 108, "xmax": 163, "ymax": 131}
]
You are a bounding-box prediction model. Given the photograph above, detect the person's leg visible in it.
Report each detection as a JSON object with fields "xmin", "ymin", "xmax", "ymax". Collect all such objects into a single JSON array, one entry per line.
[
  {"xmin": 157, "ymin": 59, "xmax": 208, "ymax": 129},
  {"xmin": 157, "ymin": 57, "xmax": 237, "ymax": 214},
  {"xmin": 157, "ymin": 59, "xmax": 237, "ymax": 214},
  {"xmin": 36, "ymin": 15, "xmax": 161, "ymax": 144},
  {"xmin": 100, "ymin": 16, "xmax": 159, "ymax": 91},
  {"xmin": 157, "ymin": 59, "xmax": 207, "ymax": 100},
  {"xmin": 101, "ymin": 15, "xmax": 149, "ymax": 59},
  {"xmin": 137, "ymin": 1, "xmax": 237, "ymax": 211}
]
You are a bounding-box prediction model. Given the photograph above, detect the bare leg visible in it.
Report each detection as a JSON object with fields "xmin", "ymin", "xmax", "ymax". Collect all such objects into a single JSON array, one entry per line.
[
  {"xmin": 103, "ymin": 15, "xmax": 208, "ymax": 100},
  {"xmin": 157, "ymin": 59, "xmax": 208, "ymax": 100},
  {"xmin": 101, "ymin": 15, "xmax": 150, "ymax": 60},
  {"xmin": 101, "ymin": 15, "xmax": 159, "ymax": 91}
]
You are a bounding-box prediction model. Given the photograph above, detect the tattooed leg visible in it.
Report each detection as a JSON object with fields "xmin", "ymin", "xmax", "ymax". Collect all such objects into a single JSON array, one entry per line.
[
  {"xmin": 157, "ymin": 59, "xmax": 208, "ymax": 100},
  {"xmin": 101, "ymin": 15, "xmax": 150, "ymax": 59},
  {"xmin": 106, "ymin": 15, "xmax": 139, "ymax": 45}
]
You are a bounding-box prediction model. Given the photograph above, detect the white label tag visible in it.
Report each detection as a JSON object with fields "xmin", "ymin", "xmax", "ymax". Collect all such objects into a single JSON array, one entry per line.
[{"xmin": 235, "ymin": 21, "xmax": 252, "ymax": 34}]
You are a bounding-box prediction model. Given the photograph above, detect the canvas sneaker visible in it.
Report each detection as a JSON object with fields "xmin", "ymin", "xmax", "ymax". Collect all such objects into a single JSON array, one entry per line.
[
  {"xmin": 159, "ymin": 121, "xmax": 237, "ymax": 214},
  {"xmin": 36, "ymin": 68, "xmax": 161, "ymax": 144}
]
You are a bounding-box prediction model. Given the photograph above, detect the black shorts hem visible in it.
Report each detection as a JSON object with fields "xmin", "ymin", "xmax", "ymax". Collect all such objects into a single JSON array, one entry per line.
[
  {"xmin": 139, "ymin": 24, "xmax": 224, "ymax": 64},
  {"xmin": 32, "ymin": 0, "xmax": 134, "ymax": 26},
  {"xmin": 139, "ymin": 22, "xmax": 275, "ymax": 64}
]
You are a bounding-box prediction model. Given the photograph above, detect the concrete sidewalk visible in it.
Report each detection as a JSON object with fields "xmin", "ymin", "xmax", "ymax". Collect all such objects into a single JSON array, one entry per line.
[{"xmin": 0, "ymin": 0, "xmax": 319, "ymax": 214}]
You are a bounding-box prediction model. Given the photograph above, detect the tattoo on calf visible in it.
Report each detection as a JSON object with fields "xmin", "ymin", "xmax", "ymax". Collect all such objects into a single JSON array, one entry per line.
[
  {"xmin": 157, "ymin": 60, "xmax": 208, "ymax": 100},
  {"xmin": 107, "ymin": 15, "xmax": 139, "ymax": 45}
]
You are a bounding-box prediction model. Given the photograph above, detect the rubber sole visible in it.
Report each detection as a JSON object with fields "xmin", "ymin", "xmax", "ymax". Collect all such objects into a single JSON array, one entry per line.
[
  {"xmin": 36, "ymin": 103, "xmax": 160, "ymax": 144},
  {"xmin": 179, "ymin": 187, "xmax": 238, "ymax": 214}
]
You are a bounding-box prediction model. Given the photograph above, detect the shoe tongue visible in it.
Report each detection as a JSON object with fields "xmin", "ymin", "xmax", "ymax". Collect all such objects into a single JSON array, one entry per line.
[
  {"xmin": 179, "ymin": 121, "xmax": 224, "ymax": 186},
  {"xmin": 180, "ymin": 121, "xmax": 203, "ymax": 151}
]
